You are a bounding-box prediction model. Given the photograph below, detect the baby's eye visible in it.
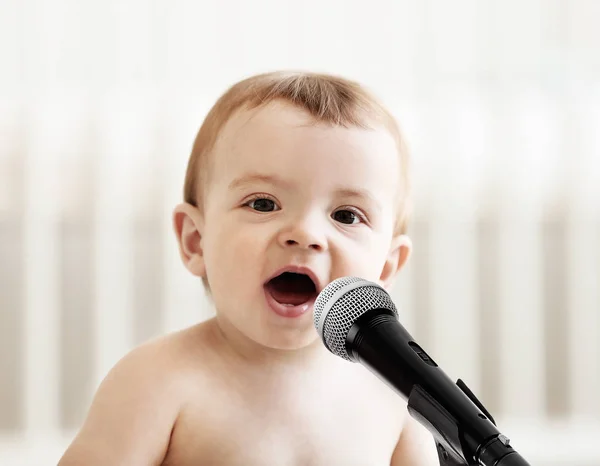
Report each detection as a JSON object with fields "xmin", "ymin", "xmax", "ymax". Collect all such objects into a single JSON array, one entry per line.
[
  {"xmin": 332, "ymin": 209, "xmax": 363, "ymax": 225},
  {"xmin": 246, "ymin": 197, "xmax": 279, "ymax": 212}
]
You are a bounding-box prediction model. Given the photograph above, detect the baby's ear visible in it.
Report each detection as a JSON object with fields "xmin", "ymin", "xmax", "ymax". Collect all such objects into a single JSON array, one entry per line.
[
  {"xmin": 173, "ymin": 203, "xmax": 206, "ymax": 278},
  {"xmin": 379, "ymin": 234, "xmax": 412, "ymax": 290}
]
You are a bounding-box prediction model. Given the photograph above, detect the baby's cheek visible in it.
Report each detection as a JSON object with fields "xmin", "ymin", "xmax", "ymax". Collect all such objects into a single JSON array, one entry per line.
[
  {"xmin": 214, "ymin": 228, "xmax": 264, "ymax": 274},
  {"xmin": 230, "ymin": 240, "xmax": 262, "ymax": 273},
  {"xmin": 364, "ymin": 238, "xmax": 392, "ymax": 276},
  {"xmin": 332, "ymin": 245, "xmax": 383, "ymax": 282}
]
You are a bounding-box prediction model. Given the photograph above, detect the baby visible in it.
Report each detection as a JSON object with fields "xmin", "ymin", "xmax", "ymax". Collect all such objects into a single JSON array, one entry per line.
[{"xmin": 59, "ymin": 71, "xmax": 438, "ymax": 465}]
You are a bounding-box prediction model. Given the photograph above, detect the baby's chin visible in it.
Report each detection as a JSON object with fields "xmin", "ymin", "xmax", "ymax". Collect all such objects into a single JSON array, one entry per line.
[
  {"xmin": 251, "ymin": 323, "xmax": 322, "ymax": 352},
  {"xmin": 214, "ymin": 310, "xmax": 323, "ymax": 354},
  {"xmin": 260, "ymin": 333, "xmax": 322, "ymax": 352}
]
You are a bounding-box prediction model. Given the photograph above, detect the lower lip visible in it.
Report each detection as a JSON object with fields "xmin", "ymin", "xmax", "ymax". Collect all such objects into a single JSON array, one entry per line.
[{"xmin": 264, "ymin": 288, "xmax": 315, "ymax": 318}]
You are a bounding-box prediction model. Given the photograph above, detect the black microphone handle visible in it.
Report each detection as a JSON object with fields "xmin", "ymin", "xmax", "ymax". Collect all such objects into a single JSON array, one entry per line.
[
  {"xmin": 345, "ymin": 308, "xmax": 530, "ymax": 466},
  {"xmin": 477, "ymin": 432, "xmax": 531, "ymax": 466}
]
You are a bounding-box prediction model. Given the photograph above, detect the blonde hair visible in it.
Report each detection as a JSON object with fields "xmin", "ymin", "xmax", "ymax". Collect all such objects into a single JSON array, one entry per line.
[{"xmin": 183, "ymin": 70, "xmax": 412, "ymax": 235}]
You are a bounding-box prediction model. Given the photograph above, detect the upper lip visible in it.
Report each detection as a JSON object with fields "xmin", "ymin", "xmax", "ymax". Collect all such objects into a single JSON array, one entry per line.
[{"xmin": 265, "ymin": 265, "xmax": 322, "ymax": 293}]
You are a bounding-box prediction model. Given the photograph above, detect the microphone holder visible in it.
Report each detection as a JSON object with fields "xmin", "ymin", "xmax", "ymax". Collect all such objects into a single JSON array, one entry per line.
[{"xmin": 407, "ymin": 380, "xmax": 530, "ymax": 466}]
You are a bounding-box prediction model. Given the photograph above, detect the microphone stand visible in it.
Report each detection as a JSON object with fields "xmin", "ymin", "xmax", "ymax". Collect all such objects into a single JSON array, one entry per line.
[{"xmin": 407, "ymin": 380, "xmax": 531, "ymax": 466}]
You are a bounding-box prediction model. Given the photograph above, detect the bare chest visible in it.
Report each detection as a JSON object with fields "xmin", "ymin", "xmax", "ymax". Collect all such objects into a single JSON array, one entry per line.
[{"xmin": 163, "ymin": 373, "xmax": 404, "ymax": 466}]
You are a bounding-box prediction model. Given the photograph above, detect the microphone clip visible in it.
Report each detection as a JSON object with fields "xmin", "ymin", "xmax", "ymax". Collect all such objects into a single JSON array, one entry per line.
[{"xmin": 407, "ymin": 384, "xmax": 472, "ymax": 465}]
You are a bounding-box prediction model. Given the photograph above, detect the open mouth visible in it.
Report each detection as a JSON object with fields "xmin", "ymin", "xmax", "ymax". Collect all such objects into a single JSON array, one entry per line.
[{"xmin": 265, "ymin": 272, "xmax": 318, "ymax": 307}]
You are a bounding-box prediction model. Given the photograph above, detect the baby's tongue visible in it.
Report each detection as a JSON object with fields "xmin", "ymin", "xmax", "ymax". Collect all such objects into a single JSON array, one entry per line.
[{"xmin": 266, "ymin": 273, "xmax": 316, "ymax": 306}]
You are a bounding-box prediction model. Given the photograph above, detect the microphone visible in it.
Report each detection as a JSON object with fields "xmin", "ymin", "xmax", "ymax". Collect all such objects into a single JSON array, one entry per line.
[{"xmin": 313, "ymin": 277, "xmax": 530, "ymax": 466}]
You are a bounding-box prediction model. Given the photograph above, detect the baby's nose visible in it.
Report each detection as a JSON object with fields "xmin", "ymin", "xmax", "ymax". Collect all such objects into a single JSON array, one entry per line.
[
  {"xmin": 278, "ymin": 220, "xmax": 327, "ymax": 252},
  {"xmin": 284, "ymin": 237, "xmax": 324, "ymax": 251}
]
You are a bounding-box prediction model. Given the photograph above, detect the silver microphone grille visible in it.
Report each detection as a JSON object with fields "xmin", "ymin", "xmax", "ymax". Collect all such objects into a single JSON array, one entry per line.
[{"xmin": 313, "ymin": 277, "xmax": 397, "ymax": 360}]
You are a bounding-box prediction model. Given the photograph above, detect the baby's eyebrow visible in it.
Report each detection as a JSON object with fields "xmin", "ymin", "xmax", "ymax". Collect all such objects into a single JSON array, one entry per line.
[
  {"xmin": 228, "ymin": 173, "xmax": 292, "ymax": 191},
  {"xmin": 334, "ymin": 188, "xmax": 382, "ymax": 212}
]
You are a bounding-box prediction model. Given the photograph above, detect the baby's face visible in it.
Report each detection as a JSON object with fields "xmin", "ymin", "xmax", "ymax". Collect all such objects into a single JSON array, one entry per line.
[{"xmin": 199, "ymin": 101, "xmax": 404, "ymax": 350}]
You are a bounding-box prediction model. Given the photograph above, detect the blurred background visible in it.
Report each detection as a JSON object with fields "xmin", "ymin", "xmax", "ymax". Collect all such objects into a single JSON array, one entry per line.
[{"xmin": 1, "ymin": 0, "xmax": 599, "ymax": 464}]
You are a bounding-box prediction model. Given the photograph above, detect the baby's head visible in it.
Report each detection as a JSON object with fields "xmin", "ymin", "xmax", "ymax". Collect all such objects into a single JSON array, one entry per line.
[{"xmin": 174, "ymin": 71, "xmax": 412, "ymax": 350}]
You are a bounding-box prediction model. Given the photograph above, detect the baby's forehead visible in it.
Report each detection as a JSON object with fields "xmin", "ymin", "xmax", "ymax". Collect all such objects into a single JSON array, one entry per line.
[
  {"xmin": 214, "ymin": 101, "xmax": 394, "ymax": 158},
  {"xmin": 216, "ymin": 101, "xmax": 328, "ymax": 147},
  {"xmin": 207, "ymin": 103, "xmax": 401, "ymax": 201}
]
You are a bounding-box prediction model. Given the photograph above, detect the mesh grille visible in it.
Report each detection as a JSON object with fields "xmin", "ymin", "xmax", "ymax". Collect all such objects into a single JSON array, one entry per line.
[
  {"xmin": 314, "ymin": 277, "xmax": 397, "ymax": 360},
  {"xmin": 313, "ymin": 276, "xmax": 364, "ymax": 328}
]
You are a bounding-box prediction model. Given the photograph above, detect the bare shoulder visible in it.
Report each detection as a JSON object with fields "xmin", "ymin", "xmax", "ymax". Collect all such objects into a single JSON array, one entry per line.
[{"xmin": 58, "ymin": 321, "xmax": 216, "ymax": 466}]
